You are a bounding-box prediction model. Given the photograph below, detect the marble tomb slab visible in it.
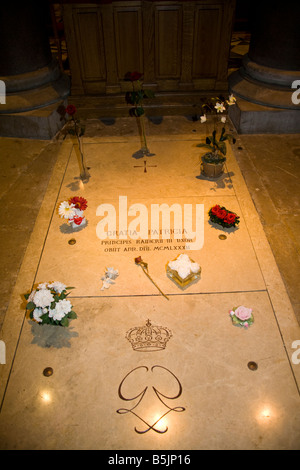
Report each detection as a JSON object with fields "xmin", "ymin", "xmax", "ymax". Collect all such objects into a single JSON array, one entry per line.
[
  {"xmin": 34, "ymin": 141, "xmax": 265, "ymax": 297},
  {"xmin": 0, "ymin": 293, "xmax": 299, "ymax": 450}
]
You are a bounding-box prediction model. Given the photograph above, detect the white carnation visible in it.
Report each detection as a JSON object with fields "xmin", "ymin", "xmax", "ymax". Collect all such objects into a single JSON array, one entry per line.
[
  {"xmin": 33, "ymin": 289, "xmax": 54, "ymax": 308},
  {"xmin": 48, "ymin": 281, "xmax": 66, "ymax": 293},
  {"xmin": 37, "ymin": 282, "xmax": 48, "ymax": 290},
  {"xmin": 52, "ymin": 299, "xmax": 72, "ymax": 321},
  {"xmin": 28, "ymin": 289, "xmax": 36, "ymax": 302},
  {"xmin": 33, "ymin": 308, "xmax": 44, "ymax": 323}
]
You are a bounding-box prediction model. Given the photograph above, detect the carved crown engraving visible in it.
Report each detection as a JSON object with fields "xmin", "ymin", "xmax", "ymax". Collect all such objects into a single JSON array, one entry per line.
[{"xmin": 126, "ymin": 319, "xmax": 172, "ymax": 352}]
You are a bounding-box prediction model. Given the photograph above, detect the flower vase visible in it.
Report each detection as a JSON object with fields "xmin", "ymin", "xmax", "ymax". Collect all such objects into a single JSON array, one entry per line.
[
  {"xmin": 201, "ymin": 160, "xmax": 224, "ymax": 178},
  {"xmin": 137, "ymin": 114, "xmax": 150, "ymax": 155},
  {"xmin": 77, "ymin": 136, "xmax": 90, "ymax": 181}
]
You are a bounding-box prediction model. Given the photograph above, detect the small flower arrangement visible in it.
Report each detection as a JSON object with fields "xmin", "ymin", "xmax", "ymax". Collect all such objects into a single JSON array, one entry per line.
[
  {"xmin": 100, "ymin": 267, "xmax": 119, "ymax": 290},
  {"xmin": 208, "ymin": 204, "xmax": 240, "ymax": 228},
  {"xmin": 25, "ymin": 282, "xmax": 77, "ymax": 327},
  {"xmin": 197, "ymin": 95, "xmax": 236, "ymax": 165},
  {"xmin": 58, "ymin": 196, "xmax": 88, "ymax": 228},
  {"xmin": 229, "ymin": 306, "xmax": 254, "ymax": 329}
]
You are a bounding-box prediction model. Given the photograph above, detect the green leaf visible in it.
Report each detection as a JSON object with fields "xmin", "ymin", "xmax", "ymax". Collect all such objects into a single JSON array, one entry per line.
[
  {"xmin": 60, "ymin": 317, "xmax": 69, "ymax": 327},
  {"xmin": 196, "ymin": 143, "xmax": 213, "ymax": 150},
  {"xmin": 24, "ymin": 293, "xmax": 30, "ymax": 300},
  {"xmin": 68, "ymin": 311, "xmax": 77, "ymax": 319},
  {"xmin": 26, "ymin": 301, "xmax": 35, "ymax": 310},
  {"xmin": 40, "ymin": 313, "xmax": 51, "ymax": 324},
  {"xmin": 143, "ymin": 89, "xmax": 155, "ymax": 99},
  {"xmin": 136, "ymin": 106, "xmax": 145, "ymax": 117},
  {"xmin": 216, "ymin": 141, "xmax": 226, "ymax": 155}
]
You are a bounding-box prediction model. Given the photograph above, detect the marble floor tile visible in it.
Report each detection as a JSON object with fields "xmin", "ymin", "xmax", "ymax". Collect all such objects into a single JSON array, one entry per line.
[{"xmin": 0, "ymin": 293, "xmax": 299, "ymax": 450}]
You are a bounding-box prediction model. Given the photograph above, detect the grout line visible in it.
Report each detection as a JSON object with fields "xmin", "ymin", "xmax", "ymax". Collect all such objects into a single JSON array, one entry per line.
[{"xmin": 68, "ymin": 289, "xmax": 268, "ymax": 299}]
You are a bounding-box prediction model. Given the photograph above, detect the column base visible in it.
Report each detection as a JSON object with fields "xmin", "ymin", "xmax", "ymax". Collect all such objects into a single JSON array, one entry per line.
[
  {"xmin": 0, "ymin": 101, "xmax": 68, "ymax": 140},
  {"xmin": 0, "ymin": 59, "xmax": 70, "ymax": 139},
  {"xmin": 229, "ymin": 97, "xmax": 300, "ymax": 134},
  {"xmin": 228, "ymin": 54, "xmax": 300, "ymax": 134}
]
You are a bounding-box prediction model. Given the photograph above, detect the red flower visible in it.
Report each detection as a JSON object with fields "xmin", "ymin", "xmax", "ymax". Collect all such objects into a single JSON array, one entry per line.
[
  {"xmin": 224, "ymin": 213, "xmax": 236, "ymax": 225},
  {"xmin": 216, "ymin": 209, "xmax": 227, "ymax": 219},
  {"xmin": 65, "ymin": 104, "xmax": 77, "ymax": 116},
  {"xmin": 211, "ymin": 205, "xmax": 221, "ymax": 216},
  {"xmin": 68, "ymin": 196, "xmax": 88, "ymax": 211},
  {"xmin": 125, "ymin": 71, "xmax": 143, "ymax": 82},
  {"xmin": 73, "ymin": 216, "xmax": 84, "ymax": 226},
  {"xmin": 135, "ymin": 256, "xmax": 142, "ymax": 264}
]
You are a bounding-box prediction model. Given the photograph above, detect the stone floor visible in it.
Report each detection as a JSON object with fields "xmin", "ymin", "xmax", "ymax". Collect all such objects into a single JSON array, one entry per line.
[{"xmin": 0, "ymin": 115, "xmax": 299, "ymax": 450}]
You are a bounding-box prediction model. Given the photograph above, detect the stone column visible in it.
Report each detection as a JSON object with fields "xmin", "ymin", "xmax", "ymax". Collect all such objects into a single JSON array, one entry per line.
[
  {"xmin": 228, "ymin": 1, "xmax": 300, "ymax": 133},
  {"xmin": 0, "ymin": 2, "xmax": 70, "ymax": 139}
]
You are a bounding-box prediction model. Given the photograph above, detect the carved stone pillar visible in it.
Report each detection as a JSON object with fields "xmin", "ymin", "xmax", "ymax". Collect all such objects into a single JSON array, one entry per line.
[
  {"xmin": 0, "ymin": 2, "xmax": 70, "ymax": 139},
  {"xmin": 228, "ymin": 1, "xmax": 300, "ymax": 133}
]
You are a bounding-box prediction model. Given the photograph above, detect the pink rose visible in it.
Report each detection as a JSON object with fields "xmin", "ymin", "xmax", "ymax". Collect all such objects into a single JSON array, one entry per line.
[{"xmin": 234, "ymin": 306, "xmax": 252, "ymax": 321}]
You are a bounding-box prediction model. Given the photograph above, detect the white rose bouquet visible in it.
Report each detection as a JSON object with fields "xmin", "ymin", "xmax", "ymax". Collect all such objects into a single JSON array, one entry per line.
[{"xmin": 25, "ymin": 282, "xmax": 77, "ymax": 327}]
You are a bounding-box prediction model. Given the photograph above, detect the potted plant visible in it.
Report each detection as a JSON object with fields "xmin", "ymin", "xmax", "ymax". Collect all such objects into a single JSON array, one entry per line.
[
  {"xmin": 125, "ymin": 71, "xmax": 155, "ymax": 155},
  {"xmin": 196, "ymin": 95, "xmax": 236, "ymax": 178}
]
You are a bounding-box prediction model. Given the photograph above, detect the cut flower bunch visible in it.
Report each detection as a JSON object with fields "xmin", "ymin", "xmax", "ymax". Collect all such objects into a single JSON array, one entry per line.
[
  {"xmin": 58, "ymin": 196, "xmax": 88, "ymax": 228},
  {"xmin": 209, "ymin": 204, "xmax": 240, "ymax": 228},
  {"xmin": 25, "ymin": 282, "xmax": 77, "ymax": 327}
]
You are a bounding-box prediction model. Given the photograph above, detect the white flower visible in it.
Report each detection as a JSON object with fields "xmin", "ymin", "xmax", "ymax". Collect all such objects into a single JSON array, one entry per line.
[
  {"xmin": 54, "ymin": 299, "xmax": 72, "ymax": 319},
  {"xmin": 48, "ymin": 281, "xmax": 66, "ymax": 294},
  {"xmin": 105, "ymin": 267, "xmax": 119, "ymax": 279},
  {"xmin": 101, "ymin": 280, "xmax": 112, "ymax": 290},
  {"xmin": 28, "ymin": 289, "xmax": 36, "ymax": 302},
  {"xmin": 51, "ymin": 308, "xmax": 65, "ymax": 322},
  {"xmin": 215, "ymin": 102, "xmax": 226, "ymax": 113},
  {"xmin": 168, "ymin": 254, "xmax": 200, "ymax": 279},
  {"xmin": 37, "ymin": 283, "xmax": 48, "ymax": 290},
  {"xmin": 33, "ymin": 289, "xmax": 54, "ymax": 308},
  {"xmin": 221, "ymin": 116, "xmax": 226, "ymax": 123},
  {"xmin": 200, "ymin": 114, "xmax": 207, "ymax": 123},
  {"xmin": 227, "ymin": 94, "xmax": 236, "ymax": 105},
  {"xmin": 33, "ymin": 307, "xmax": 44, "ymax": 323},
  {"xmin": 58, "ymin": 201, "xmax": 76, "ymax": 220}
]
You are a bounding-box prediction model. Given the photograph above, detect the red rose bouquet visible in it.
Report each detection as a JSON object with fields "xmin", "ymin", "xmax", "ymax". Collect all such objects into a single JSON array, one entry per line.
[{"xmin": 208, "ymin": 204, "xmax": 240, "ymax": 228}]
